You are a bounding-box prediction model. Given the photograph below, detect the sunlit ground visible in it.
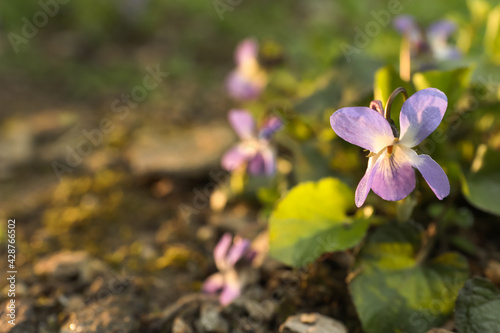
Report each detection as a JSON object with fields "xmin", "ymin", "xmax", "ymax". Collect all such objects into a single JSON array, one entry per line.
[{"xmin": 0, "ymin": 0, "xmax": 499, "ymax": 332}]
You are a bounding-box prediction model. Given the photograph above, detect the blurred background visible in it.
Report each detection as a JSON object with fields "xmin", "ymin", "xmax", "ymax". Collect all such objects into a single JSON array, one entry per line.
[{"xmin": 0, "ymin": 0, "xmax": 499, "ymax": 332}]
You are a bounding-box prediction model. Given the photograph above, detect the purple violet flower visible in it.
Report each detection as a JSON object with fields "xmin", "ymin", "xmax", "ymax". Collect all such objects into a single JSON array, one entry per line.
[
  {"xmin": 222, "ymin": 109, "xmax": 282, "ymax": 176},
  {"xmin": 393, "ymin": 15, "xmax": 461, "ymax": 61},
  {"xmin": 225, "ymin": 38, "xmax": 267, "ymax": 101},
  {"xmin": 202, "ymin": 233, "xmax": 255, "ymax": 306},
  {"xmin": 330, "ymin": 88, "xmax": 450, "ymax": 207}
]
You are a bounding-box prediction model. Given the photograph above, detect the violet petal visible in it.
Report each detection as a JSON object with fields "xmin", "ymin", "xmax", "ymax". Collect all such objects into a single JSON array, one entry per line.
[
  {"xmin": 427, "ymin": 20, "xmax": 457, "ymax": 41},
  {"xmin": 355, "ymin": 155, "xmax": 381, "ymax": 207},
  {"xmin": 235, "ymin": 38, "xmax": 258, "ymax": 66},
  {"xmin": 225, "ymin": 70, "xmax": 264, "ymax": 101},
  {"xmin": 221, "ymin": 144, "xmax": 252, "ymax": 172},
  {"xmin": 261, "ymin": 147, "xmax": 276, "ymax": 176},
  {"xmin": 213, "ymin": 233, "xmax": 233, "ymax": 271},
  {"xmin": 202, "ymin": 272, "xmax": 225, "ymax": 294},
  {"xmin": 226, "ymin": 238, "xmax": 251, "ymax": 267},
  {"xmin": 393, "ymin": 15, "xmax": 418, "ymax": 34},
  {"xmin": 219, "ymin": 270, "xmax": 242, "ymax": 306},
  {"xmin": 399, "ymin": 88, "xmax": 448, "ymax": 148},
  {"xmin": 247, "ymin": 152, "xmax": 266, "ymax": 175},
  {"xmin": 228, "ymin": 109, "xmax": 256, "ymax": 140},
  {"xmin": 401, "ymin": 146, "xmax": 450, "ymax": 200},
  {"xmin": 258, "ymin": 116, "xmax": 283, "ymax": 141},
  {"xmin": 330, "ymin": 107, "xmax": 395, "ymax": 153},
  {"xmin": 370, "ymin": 148, "xmax": 416, "ymax": 202}
]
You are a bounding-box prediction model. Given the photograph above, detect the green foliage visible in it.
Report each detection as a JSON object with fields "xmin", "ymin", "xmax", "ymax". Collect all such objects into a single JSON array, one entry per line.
[
  {"xmin": 350, "ymin": 222, "xmax": 469, "ymax": 333},
  {"xmin": 427, "ymin": 204, "xmax": 474, "ymax": 229},
  {"xmin": 455, "ymin": 277, "xmax": 500, "ymax": 333},
  {"xmin": 269, "ymin": 178, "xmax": 369, "ymax": 267},
  {"xmin": 295, "ymin": 76, "xmax": 342, "ymax": 117},
  {"xmin": 292, "ymin": 140, "xmax": 333, "ymax": 182},
  {"xmin": 67, "ymin": 0, "xmax": 119, "ymax": 38},
  {"xmin": 462, "ymin": 144, "xmax": 500, "ymax": 217},
  {"xmin": 374, "ymin": 65, "xmax": 412, "ymax": 107},
  {"xmin": 484, "ymin": 5, "xmax": 500, "ymax": 63},
  {"xmin": 412, "ymin": 67, "xmax": 473, "ymax": 108}
]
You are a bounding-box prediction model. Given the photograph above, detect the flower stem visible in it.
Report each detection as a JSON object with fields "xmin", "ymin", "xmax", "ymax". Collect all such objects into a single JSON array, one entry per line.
[
  {"xmin": 415, "ymin": 223, "xmax": 437, "ymax": 265},
  {"xmin": 415, "ymin": 192, "xmax": 457, "ymax": 265},
  {"xmin": 399, "ymin": 37, "xmax": 411, "ymax": 82},
  {"xmin": 384, "ymin": 87, "xmax": 409, "ymax": 122}
]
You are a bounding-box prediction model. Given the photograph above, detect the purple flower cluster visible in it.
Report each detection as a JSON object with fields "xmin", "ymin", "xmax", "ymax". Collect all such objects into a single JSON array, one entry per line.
[
  {"xmin": 225, "ymin": 38, "xmax": 267, "ymax": 101},
  {"xmin": 393, "ymin": 15, "xmax": 461, "ymax": 61},
  {"xmin": 222, "ymin": 109, "xmax": 282, "ymax": 176},
  {"xmin": 202, "ymin": 233, "xmax": 256, "ymax": 305}
]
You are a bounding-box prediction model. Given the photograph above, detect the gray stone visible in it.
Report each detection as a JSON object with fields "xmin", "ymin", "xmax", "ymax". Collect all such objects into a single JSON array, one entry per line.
[
  {"xmin": 0, "ymin": 119, "xmax": 33, "ymax": 179},
  {"xmin": 60, "ymin": 292, "xmax": 141, "ymax": 333},
  {"xmin": 208, "ymin": 205, "xmax": 256, "ymax": 233},
  {"xmin": 28, "ymin": 110, "xmax": 78, "ymax": 141},
  {"xmin": 221, "ymin": 295, "xmax": 273, "ymax": 333},
  {"xmin": 34, "ymin": 251, "xmax": 111, "ymax": 285},
  {"xmin": 125, "ymin": 123, "xmax": 235, "ymax": 176},
  {"xmin": 198, "ymin": 302, "xmax": 229, "ymax": 333},
  {"xmin": 279, "ymin": 313, "xmax": 348, "ymax": 333},
  {"xmin": 172, "ymin": 317, "xmax": 194, "ymax": 333},
  {"xmin": 486, "ymin": 260, "xmax": 500, "ymax": 286}
]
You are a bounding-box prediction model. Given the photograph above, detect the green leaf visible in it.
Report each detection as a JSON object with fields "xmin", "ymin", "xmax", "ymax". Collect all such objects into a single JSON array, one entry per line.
[
  {"xmin": 374, "ymin": 65, "xmax": 408, "ymax": 106},
  {"xmin": 485, "ymin": 6, "xmax": 500, "ymax": 63},
  {"xmin": 462, "ymin": 144, "xmax": 500, "ymax": 217},
  {"xmin": 269, "ymin": 177, "xmax": 369, "ymax": 267},
  {"xmin": 350, "ymin": 222, "xmax": 469, "ymax": 333},
  {"xmin": 455, "ymin": 277, "xmax": 500, "ymax": 333},
  {"xmin": 412, "ymin": 67, "xmax": 473, "ymax": 108},
  {"xmin": 293, "ymin": 140, "xmax": 333, "ymax": 182},
  {"xmin": 449, "ymin": 235, "xmax": 477, "ymax": 255},
  {"xmin": 427, "ymin": 204, "xmax": 474, "ymax": 229}
]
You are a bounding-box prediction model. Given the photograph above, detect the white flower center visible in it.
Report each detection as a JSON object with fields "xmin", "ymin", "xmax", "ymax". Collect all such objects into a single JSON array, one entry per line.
[
  {"xmin": 241, "ymin": 137, "xmax": 267, "ymax": 155},
  {"xmin": 386, "ymin": 137, "xmax": 400, "ymax": 155}
]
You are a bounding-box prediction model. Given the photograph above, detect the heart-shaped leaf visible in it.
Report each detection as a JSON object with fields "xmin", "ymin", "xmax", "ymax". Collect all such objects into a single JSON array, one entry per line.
[
  {"xmin": 461, "ymin": 144, "xmax": 500, "ymax": 217},
  {"xmin": 269, "ymin": 177, "xmax": 369, "ymax": 267},
  {"xmin": 350, "ymin": 222, "xmax": 469, "ymax": 333},
  {"xmin": 455, "ymin": 277, "xmax": 500, "ymax": 333}
]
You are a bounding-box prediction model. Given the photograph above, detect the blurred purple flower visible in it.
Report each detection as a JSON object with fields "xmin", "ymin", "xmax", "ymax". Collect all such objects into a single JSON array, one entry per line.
[
  {"xmin": 222, "ymin": 109, "xmax": 282, "ymax": 176},
  {"xmin": 202, "ymin": 233, "xmax": 256, "ymax": 306},
  {"xmin": 330, "ymin": 88, "xmax": 450, "ymax": 207},
  {"xmin": 225, "ymin": 38, "xmax": 267, "ymax": 101},
  {"xmin": 393, "ymin": 15, "xmax": 461, "ymax": 61}
]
